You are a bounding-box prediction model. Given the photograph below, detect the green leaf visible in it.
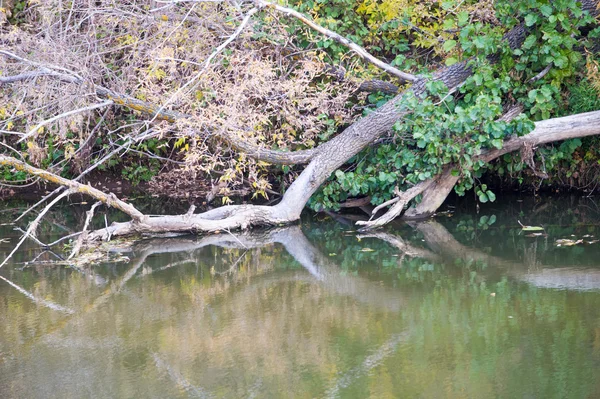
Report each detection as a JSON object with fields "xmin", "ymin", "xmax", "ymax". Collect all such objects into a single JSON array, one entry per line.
[
  {"xmin": 524, "ymin": 14, "xmax": 538, "ymax": 27},
  {"xmin": 443, "ymin": 40, "xmax": 457, "ymax": 52},
  {"xmin": 445, "ymin": 57, "xmax": 459, "ymax": 66},
  {"xmin": 441, "ymin": 0, "xmax": 455, "ymax": 10},
  {"xmin": 540, "ymin": 5, "xmax": 553, "ymax": 17},
  {"xmin": 457, "ymin": 11, "xmax": 469, "ymax": 27},
  {"xmin": 523, "ymin": 35, "xmax": 537, "ymax": 50}
]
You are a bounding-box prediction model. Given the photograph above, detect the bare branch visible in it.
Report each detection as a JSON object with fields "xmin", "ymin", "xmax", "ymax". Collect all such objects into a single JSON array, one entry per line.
[
  {"xmin": 0, "ymin": 189, "xmax": 73, "ymax": 269},
  {"xmin": 17, "ymin": 100, "xmax": 114, "ymax": 144},
  {"xmin": 68, "ymin": 201, "xmax": 102, "ymax": 260},
  {"xmin": 0, "ymin": 70, "xmax": 58, "ymax": 84},
  {"xmin": 529, "ymin": 64, "xmax": 552, "ymax": 83},
  {"xmin": 356, "ymin": 180, "xmax": 434, "ymax": 230},
  {"xmin": 0, "ymin": 156, "xmax": 145, "ymax": 221},
  {"xmin": 255, "ymin": 0, "xmax": 418, "ymax": 83}
]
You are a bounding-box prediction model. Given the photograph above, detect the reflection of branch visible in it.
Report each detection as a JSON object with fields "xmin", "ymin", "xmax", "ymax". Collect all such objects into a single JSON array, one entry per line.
[
  {"xmin": 23, "ymin": 251, "xmax": 150, "ymax": 347},
  {"xmin": 213, "ymin": 250, "xmax": 248, "ymax": 275},
  {"xmin": 325, "ymin": 332, "xmax": 409, "ymax": 399},
  {"xmin": 408, "ymin": 220, "xmax": 600, "ymax": 291},
  {"xmin": 139, "ymin": 258, "xmax": 196, "ymax": 277},
  {"xmin": 0, "ymin": 275, "xmax": 74, "ymax": 314},
  {"xmin": 120, "ymin": 226, "xmax": 405, "ymax": 312},
  {"xmin": 153, "ymin": 353, "xmax": 213, "ymax": 399},
  {"xmin": 357, "ymin": 231, "xmax": 441, "ymax": 262},
  {"xmin": 0, "ymin": 189, "xmax": 73, "ymax": 269}
]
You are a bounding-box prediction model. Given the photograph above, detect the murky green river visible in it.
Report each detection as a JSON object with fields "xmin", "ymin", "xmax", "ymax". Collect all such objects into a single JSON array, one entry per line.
[{"xmin": 1, "ymin": 196, "xmax": 600, "ymax": 398}]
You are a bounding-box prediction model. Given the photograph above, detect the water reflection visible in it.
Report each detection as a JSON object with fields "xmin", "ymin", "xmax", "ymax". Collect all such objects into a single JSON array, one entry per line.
[{"xmin": 0, "ymin": 197, "xmax": 600, "ymax": 398}]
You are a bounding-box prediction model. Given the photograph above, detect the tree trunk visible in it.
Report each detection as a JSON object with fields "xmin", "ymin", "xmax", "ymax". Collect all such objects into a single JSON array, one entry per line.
[{"xmin": 405, "ymin": 110, "xmax": 600, "ymax": 219}]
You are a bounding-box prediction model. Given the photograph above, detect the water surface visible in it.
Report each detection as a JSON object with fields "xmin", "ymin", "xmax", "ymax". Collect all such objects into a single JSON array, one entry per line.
[{"xmin": 1, "ymin": 196, "xmax": 600, "ymax": 398}]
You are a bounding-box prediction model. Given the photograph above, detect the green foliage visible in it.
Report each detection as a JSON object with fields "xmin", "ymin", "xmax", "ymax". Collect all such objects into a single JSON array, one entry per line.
[
  {"xmin": 309, "ymin": 0, "xmax": 599, "ymax": 210},
  {"xmin": 96, "ymin": 137, "xmax": 168, "ymax": 186},
  {"xmin": 566, "ymin": 77, "xmax": 600, "ymax": 114}
]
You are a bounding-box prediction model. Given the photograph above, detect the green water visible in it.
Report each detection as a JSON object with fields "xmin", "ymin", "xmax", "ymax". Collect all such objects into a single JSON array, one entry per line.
[{"xmin": 1, "ymin": 196, "xmax": 600, "ymax": 398}]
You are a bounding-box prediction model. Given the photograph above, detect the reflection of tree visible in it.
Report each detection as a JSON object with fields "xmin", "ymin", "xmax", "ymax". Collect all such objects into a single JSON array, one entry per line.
[
  {"xmin": 1, "ymin": 224, "xmax": 408, "ymax": 398},
  {"xmin": 377, "ymin": 220, "xmax": 600, "ymax": 291},
  {"xmin": 3, "ymin": 217, "xmax": 600, "ymax": 397}
]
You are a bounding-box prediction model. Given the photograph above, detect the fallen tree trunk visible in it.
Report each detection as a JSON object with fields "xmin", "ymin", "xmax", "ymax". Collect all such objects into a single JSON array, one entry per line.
[
  {"xmin": 358, "ymin": 109, "xmax": 600, "ymax": 228},
  {"xmin": 1, "ymin": 0, "xmax": 599, "ymax": 243},
  {"xmin": 407, "ymin": 109, "xmax": 600, "ymax": 217}
]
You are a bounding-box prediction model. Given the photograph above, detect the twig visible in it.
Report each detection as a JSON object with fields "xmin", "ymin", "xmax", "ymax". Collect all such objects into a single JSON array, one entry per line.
[
  {"xmin": 255, "ymin": 0, "xmax": 418, "ymax": 83},
  {"xmin": 46, "ymin": 232, "xmax": 83, "ymax": 247},
  {"xmin": 0, "ymin": 189, "xmax": 73, "ymax": 269},
  {"xmin": 529, "ymin": 64, "xmax": 552, "ymax": 83},
  {"xmin": 68, "ymin": 201, "xmax": 102, "ymax": 260},
  {"xmin": 17, "ymin": 100, "xmax": 114, "ymax": 143},
  {"xmin": 104, "ymin": 214, "xmax": 112, "ymax": 241}
]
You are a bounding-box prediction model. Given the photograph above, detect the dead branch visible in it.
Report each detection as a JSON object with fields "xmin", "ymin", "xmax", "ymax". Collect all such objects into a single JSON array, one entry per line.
[
  {"xmin": 356, "ymin": 180, "xmax": 434, "ymax": 230},
  {"xmin": 68, "ymin": 201, "xmax": 102, "ymax": 260},
  {"xmin": 254, "ymin": 0, "xmax": 418, "ymax": 83},
  {"xmin": 18, "ymin": 100, "xmax": 114, "ymax": 144},
  {"xmin": 0, "ymin": 156, "xmax": 144, "ymax": 221},
  {"xmin": 0, "ymin": 189, "xmax": 73, "ymax": 269}
]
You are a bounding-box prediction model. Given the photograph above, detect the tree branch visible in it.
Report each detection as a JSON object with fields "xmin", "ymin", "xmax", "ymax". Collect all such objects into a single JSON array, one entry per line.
[
  {"xmin": 0, "ymin": 156, "xmax": 145, "ymax": 221},
  {"xmin": 255, "ymin": 0, "xmax": 418, "ymax": 83},
  {"xmin": 0, "ymin": 189, "xmax": 73, "ymax": 269},
  {"xmin": 17, "ymin": 100, "xmax": 114, "ymax": 144},
  {"xmin": 364, "ymin": 109, "xmax": 600, "ymax": 227}
]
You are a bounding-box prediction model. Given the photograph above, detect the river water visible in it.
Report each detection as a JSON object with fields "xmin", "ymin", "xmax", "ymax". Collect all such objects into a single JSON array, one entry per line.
[{"xmin": 1, "ymin": 196, "xmax": 600, "ymax": 398}]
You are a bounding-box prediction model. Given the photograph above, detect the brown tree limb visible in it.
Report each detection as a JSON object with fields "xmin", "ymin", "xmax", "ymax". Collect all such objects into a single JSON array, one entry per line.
[{"xmin": 357, "ymin": 79, "xmax": 400, "ymax": 94}]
